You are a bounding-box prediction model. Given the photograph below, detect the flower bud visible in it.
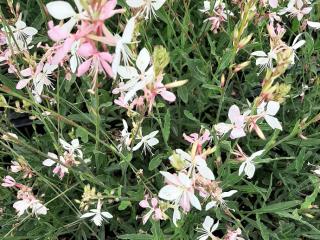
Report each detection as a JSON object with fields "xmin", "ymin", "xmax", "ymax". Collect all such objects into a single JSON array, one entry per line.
[
  {"xmin": 153, "ymin": 45, "xmax": 170, "ymax": 76},
  {"xmin": 165, "ymin": 80, "xmax": 188, "ymax": 89},
  {"xmin": 169, "ymin": 152, "xmax": 186, "ymax": 171},
  {"xmin": 238, "ymin": 33, "xmax": 253, "ymax": 49},
  {"xmin": 233, "ymin": 61, "xmax": 251, "ymax": 73}
]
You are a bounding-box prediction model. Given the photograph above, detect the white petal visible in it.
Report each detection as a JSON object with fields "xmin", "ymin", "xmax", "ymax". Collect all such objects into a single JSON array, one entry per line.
[
  {"xmin": 92, "ymin": 213, "xmax": 103, "ymax": 226},
  {"xmin": 70, "ymin": 55, "xmax": 78, "ymax": 73},
  {"xmin": 211, "ymin": 220, "xmax": 219, "ymax": 232},
  {"xmin": 132, "ymin": 140, "xmax": 143, "ymax": 151},
  {"xmin": 122, "ymin": 17, "xmax": 135, "ymax": 43},
  {"xmin": 146, "ymin": 137, "xmax": 159, "ymax": 147},
  {"xmin": 117, "ymin": 66, "xmax": 139, "ymax": 79},
  {"xmin": 71, "ymin": 138, "xmax": 80, "ymax": 148},
  {"xmin": 249, "ymin": 150, "xmax": 264, "ymax": 160},
  {"xmin": 264, "ymin": 115, "xmax": 282, "ymax": 130},
  {"xmin": 136, "ymin": 48, "xmax": 150, "ymax": 72},
  {"xmin": 292, "ymin": 40, "xmax": 305, "ymax": 50},
  {"xmin": 266, "ymin": 101, "xmax": 280, "ymax": 116},
  {"xmin": 126, "ymin": 0, "xmax": 145, "ymax": 8},
  {"xmin": 307, "ymin": 21, "xmax": 320, "ymax": 30},
  {"xmin": 158, "ymin": 185, "xmax": 181, "ymax": 201},
  {"xmin": 239, "ymin": 162, "xmax": 246, "ymax": 176},
  {"xmin": 101, "ymin": 211, "xmax": 113, "ymax": 219},
  {"xmin": 22, "ymin": 27, "xmax": 38, "ymax": 36},
  {"xmin": 178, "ymin": 172, "xmax": 191, "ymax": 187},
  {"xmin": 197, "ymin": 165, "xmax": 215, "ymax": 180},
  {"xmin": 202, "ymin": 216, "xmax": 214, "ymax": 232},
  {"xmin": 188, "ymin": 192, "xmax": 201, "ymax": 210},
  {"xmin": 160, "ymin": 171, "xmax": 180, "ymax": 185},
  {"xmin": 205, "ymin": 201, "xmax": 217, "ymax": 211},
  {"xmin": 256, "ymin": 57, "xmax": 270, "ymax": 66},
  {"xmin": 59, "ymin": 138, "xmax": 71, "ymax": 149},
  {"xmin": 251, "ymin": 51, "xmax": 267, "ymax": 57},
  {"xmin": 152, "ymin": 0, "xmax": 166, "ymax": 10},
  {"xmin": 46, "ymin": 1, "xmax": 76, "ymax": 20},
  {"xmin": 245, "ymin": 161, "xmax": 256, "ymax": 179},
  {"xmin": 214, "ymin": 123, "xmax": 232, "ymax": 135},
  {"xmin": 13, "ymin": 200, "xmax": 30, "ymax": 216},
  {"xmin": 172, "ymin": 206, "xmax": 181, "ymax": 226},
  {"xmin": 42, "ymin": 158, "xmax": 56, "ymax": 166},
  {"xmin": 221, "ymin": 190, "xmax": 237, "ymax": 198}
]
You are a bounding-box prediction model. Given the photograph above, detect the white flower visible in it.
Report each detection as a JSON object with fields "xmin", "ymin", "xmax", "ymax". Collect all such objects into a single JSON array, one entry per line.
[
  {"xmin": 158, "ymin": 172, "xmax": 201, "ymax": 211},
  {"xmin": 17, "ymin": 63, "xmax": 58, "ymax": 102},
  {"xmin": 205, "ymin": 190, "xmax": 237, "ymax": 210},
  {"xmin": 13, "ymin": 199, "xmax": 48, "ymax": 217},
  {"xmin": 288, "ymin": 33, "xmax": 305, "ymax": 64},
  {"xmin": 112, "ymin": 17, "xmax": 136, "ymax": 76},
  {"xmin": 239, "ymin": 150, "xmax": 264, "ymax": 179},
  {"xmin": 80, "ymin": 200, "xmax": 113, "ymax": 226},
  {"xmin": 2, "ymin": 15, "xmax": 37, "ymax": 49},
  {"xmin": 59, "ymin": 138, "xmax": 83, "ymax": 159},
  {"xmin": 278, "ymin": 0, "xmax": 312, "ymax": 21},
  {"xmin": 132, "ymin": 130, "xmax": 159, "ymax": 154},
  {"xmin": 114, "ymin": 48, "xmax": 155, "ymax": 103},
  {"xmin": 46, "ymin": 0, "xmax": 84, "ymax": 35},
  {"xmin": 257, "ymin": 101, "xmax": 282, "ymax": 130},
  {"xmin": 117, "ymin": 119, "xmax": 132, "ymax": 151},
  {"xmin": 126, "ymin": 0, "xmax": 166, "ymax": 20},
  {"xmin": 251, "ymin": 50, "xmax": 277, "ymax": 71},
  {"xmin": 170, "ymin": 149, "xmax": 215, "ymax": 180},
  {"xmin": 197, "ymin": 216, "xmax": 219, "ymax": 240}
]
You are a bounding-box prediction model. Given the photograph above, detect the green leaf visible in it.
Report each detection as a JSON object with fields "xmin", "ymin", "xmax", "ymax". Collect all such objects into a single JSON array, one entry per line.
[
  {"xmin": 256, "ymin": 215, "xmax": 270, "ymax": 240},
  {"xmin": 151, "ymin": 220, "xmax": 165, "ymax": 240},
  {"xmin": 76, "ymin": 127, "xmax": 89, "ymax": 143},
  {"xmin": 149, "ymin": 154, "xmax": 166, "ymax": 171},
  {"xmin": 118, "ymin": 234, "xmax": 153, "ymax": 240},
  {"xmin": 251, "ymin": 200, "xmax": 301, "ymax": 214},
  {"xmin": 183, "ymin": 110, "xmax": 200, "ymax": 124},
  {"xmin": 118, "ymin": 200, "xmax": 131, "ymax": 211}
]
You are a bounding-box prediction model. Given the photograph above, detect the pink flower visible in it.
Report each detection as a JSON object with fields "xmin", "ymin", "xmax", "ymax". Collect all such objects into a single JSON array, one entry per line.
[
  {"xmin": 139, "ymin": 195, "xmax": 164, "ymax": 224},
  {"xmin": 183, "ymin": 129, "xmax": 211, "ymax": 153},
  {"xmin": 77, "ymin": 42, "xmax": 113, "ymax": 78},
  {"xmin": 144, "ymin": 75, "xmax": 176, "ymax": 112},
  {"xmin": 215, "ymin": 105, "xmax": 246, "ymax": 139},
  {"xmin": 2, "ymin": 175, "xmax": 16, "ymax": 187}
]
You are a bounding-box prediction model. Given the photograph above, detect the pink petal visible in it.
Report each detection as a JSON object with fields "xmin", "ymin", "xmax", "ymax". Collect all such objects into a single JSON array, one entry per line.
[
  {"xmin": 228, "ymin": 105, "xmax": 241, "ymax": 123},
  {"xmin": 151, "ymin": 198, "xmax": 158, "ymax": 208},
  {"xmin": 269, "ymin": 0, "xmax": 278, "ymax": 8},
  {"xmin": 48, "ymin": 21, "xmax": 69, "ymax": 42},
  {"xmin": 230, "ymin": 127, "xmax": 246, "ymax": 139},
  {"xmin": 139, "ymin": 200, "xmax": 150, "ymax": 208},
  {"xmin": 100, "ymin": 58, "xmax": 114, "ymax": 77},
  {"xmin": 160, "ymin": 90, "xmax": 176, "ymax": 102},
  {"xmin": 99, "ymin": 52, "xmax": 113, "ymax": 63},
  {"xmin": 77, "ymin": 42, "xmax": 96, "ymax": 58},
  {"xmin": 52, "ymin": 37, "xmax": 74, "ymax": 65},
  {"xmin": 16, "ymin": 78, "xmax": 31, "ymax": 89},
  {"xmin": 77, "ymin": 59, "xmax": 92, "ymax": 77},
  {"xmin": 179, "ymin": 192, "xmax": 191, "ymax": 212}
]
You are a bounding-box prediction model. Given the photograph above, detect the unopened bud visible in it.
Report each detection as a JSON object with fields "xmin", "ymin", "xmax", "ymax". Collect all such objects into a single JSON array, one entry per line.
[
  {"xmin": 165, "ymin": 80, "xmax": 188, "ymax": 89},
  {"xmin": 220, "ymin": 74, "xmax": 225, "ymax": 88},
  {"xmin": 233, "ymin": 61, "xmax": 251, "ymax": 73},
  {"xmin": 238, "ymin": 33, "xmax": 253, "ymax": 49}
]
